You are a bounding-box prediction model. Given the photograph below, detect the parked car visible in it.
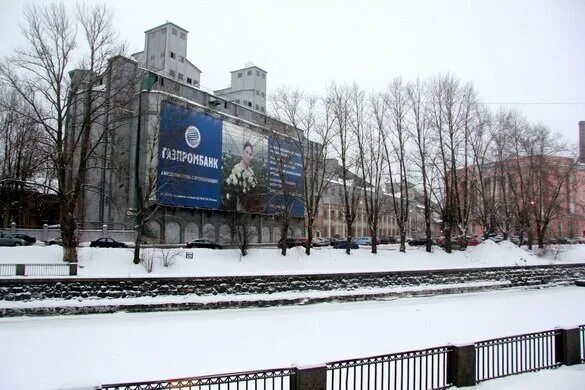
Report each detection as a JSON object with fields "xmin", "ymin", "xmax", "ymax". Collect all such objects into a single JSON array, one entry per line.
[
  {"xmin": 0, "ymin": 232, "xmax": 26, "ymax": 247},
  {"xmin": 329, "ymin": 235, "xmax": 344, "ymax": 246},
  {"xmin": 378, "ymin": 236, "xmax": 397, "ymax": 245},
  {"xmin": 11, "ymin": 233, "xmax": 36, "ymax": 245},
  {"xmin": 185, "ymin": 239, "xmax": 222, "ymax": 249},
  {"xmin": 407, "ymin": 238, "xmax": 427, "ymax": 246},
  {"xmin": 333, "ymin": 240, "xmax": 359, "ymax": 249},
  {"xmin": 355, "ymin": 237, "xmax": 372, "ymax": 246},
  {"xmin": 45, "ymin": 237, "xmax": 63, "ymax": 246},
  {"xmin": 311, "ymin": 237, "xmax": 330, "ymax": 247},
  {"xmin": 278, "ymin": 238, "xmax": 305, "ymax": 249},
  {"xmin": 90, "ymin": 237, "xmax": 127, "ymax": 248}
]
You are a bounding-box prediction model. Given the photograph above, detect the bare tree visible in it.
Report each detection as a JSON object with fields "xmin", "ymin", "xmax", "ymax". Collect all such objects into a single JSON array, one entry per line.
[
  {"xmin": 383, "ymin": 78, "xmax": 410, "ymax": 252},
  {"xmin": 406, "ymin": 79, "xmax": 433, "ymax": 252},
  {"xmin": 271, "ymin": 87, "xmax": 336, "ymax": 255},
  {"xmin": 0, "ymin": 88, "xmax": 49, "ymax": 226},
  {"xmin": 0, "ymin": 3, "xmax": 127, "ymax": 262},
  {"xmin": 427, "ymin": 74, "xmax": 471, "ymax": 253},
  {"xmin": 356, "ymin": 90, "xmax": 386, "ymax": 254},
  {"xmin": 328, "ymin": 83, "xmax": 361, "ymax": 254},
  {"xmin": 468, "ymin": 106, "xmax": 497, "ymax": 238}
]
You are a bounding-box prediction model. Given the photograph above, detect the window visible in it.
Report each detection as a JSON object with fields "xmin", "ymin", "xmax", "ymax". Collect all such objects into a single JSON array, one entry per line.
[
  {"xmin": 178, "ymin": 73, "xmax": 183, "ymax": 80},
  {"xmin": 261, "ymin": 106, "xmax": 265, "ymax": 112},
  {"xmin": 261, "ymin": 92, "xmax": 265, "ymax": 97},
  {"xmin": 194, "ymin": 80, "xmax": 199, "ymax": 86},
  {"xmin": 256, "ymin": 90, "xmax": 260, "ymax": 96},
  {"xmin": 180, "ymin": 32, "xmax": 186, "ymax": 39},
  {"xmin": 169, "ymin": 69, "xmax": 175, "ymax": 77},
  {"xmin": 247, "ymin": 70, "xmax": 252, "ymax": 76},
  {"xmin": 256, "ymin": 70, "xmax": 260, "ymax": 76},
  {"xmin": 180, "ymin": 56, "xmax": 185, "ymax": 63},
  {"xmin": 187, "ymin": 77, "xmax": 192, "ymax": 84},
  {"xmin": 243, "ymin": 100, "xmax": 248, "ymax": 105},
  {"xmin": 172, "ymin": 28, "xmax": 177, "ymax": 36},
  {"xmin": 237, "ymin": 72, "xmax": 242, "ymax": 78},
  {"xmin": 160, "ymin": 78, "xmax": 164, "ymax": 86},
  {"xmin": 255, "ymin": 104, "xmax": 259, "ymax": 110},
  {"xmin": 235, "ymin": 99, "xmax": 240, "ymax": 104},
  {"xmin": 170, "ymin": 52, "xmax": 175, "ymax": 59},
  {"xmin": 248, "ymin": 101, "xmax": 252, "ymax": 107},
  {"xmin": 261, "ymin": 73, "xmax": 265, "ymax": 79},
  {"xmin": 150, "ymin": 54, "xmax": 155, "ymax": 61}
]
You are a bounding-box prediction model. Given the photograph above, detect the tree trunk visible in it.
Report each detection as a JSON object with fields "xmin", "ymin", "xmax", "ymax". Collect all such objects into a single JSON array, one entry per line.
[
  {"xmin": 60, "ymin": 207, "xmax": 78, "ymax": 263},
  {"xmin": 399, "ymin": 230, "xmax": 406, "ymax": 253},
  {"xmin": 306, "ymin": 223, "xmax": 313, "ymax": 256},
  {"xmin": 346, "ymin": 223, "xmax": 352, "ymax": 255},
  {"xmin": 425, "ymin": 220, "xmax": 432, "ymax": 253},
  {"xmin": 444, "ymin": 227, "xmax": 452, "ymax": 254},
  {"xmin": 280, "ymin": 222, "xmax": 288, "ymax": 256},
  {"xmin": 371, "ymin": 225, "xmax": 377, "ymax": 254}
]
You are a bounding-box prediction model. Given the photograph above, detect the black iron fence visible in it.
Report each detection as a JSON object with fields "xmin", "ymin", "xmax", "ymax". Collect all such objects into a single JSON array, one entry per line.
[
  {"xmin": 327, "ymin": 346, "xmax": 451, "ymax": 390},
  {"xmin": 79, "ymin": 326, "xmax": 585, "ymax": 390},
  {"xmin": 475, "ymin": 330, "xmax": 560, "ymax": 382},
  {"xmin": 0, "ymin": 263, "xmax": 77, "ymax": 277},
  {"xmin": 579, "ymin": 325, "xmax": 585, "ymax": 363},
  {"xmin": 98, "ymin": 367, "xmax": 296, "ymax": 390}
]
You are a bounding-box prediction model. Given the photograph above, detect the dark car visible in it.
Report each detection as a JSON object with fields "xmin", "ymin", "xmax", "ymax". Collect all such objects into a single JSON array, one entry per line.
[
  {"xmin": 278, "ymin": 238, "xmax": 305, "ymax": 249},
  {"xmin": 378, "ymin": 236, "xmax": 397, "ymax": 245},
  {"xmin": 0, "ymin": 232, "xmax": 26, "ymax": 246},
  {"xmin": 90, "ymin": 237, "xmax": 127, "ymax": 248},
  {"xmin": 333, "ymin": 240, "xmax": 359, "ymax": 249},
  {"xmin": 186, "ymin": 239, "xmax": 222, "ymax": 249},
  {"xmin": 11, "ymin": 233, "xmax": 36, "ymax": 245}
]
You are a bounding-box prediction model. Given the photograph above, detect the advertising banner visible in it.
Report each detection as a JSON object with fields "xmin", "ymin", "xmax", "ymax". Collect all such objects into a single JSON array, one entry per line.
[
  {"xmin": 157, "ymin": 101, "xmax": 304, "ymax": 217},
  {"xmin": 266, "ymin": 137, "xmax": 305, "ymax": 218},
  {"xmin": 157, "ymin": 102, "xmax": 223, "ymax": 208}
]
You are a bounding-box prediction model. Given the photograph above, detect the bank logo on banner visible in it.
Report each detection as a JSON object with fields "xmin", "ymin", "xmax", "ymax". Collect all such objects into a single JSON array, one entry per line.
[{"xmin": 185, "ymin": 125, "xmax": 201, "ymax": 149}]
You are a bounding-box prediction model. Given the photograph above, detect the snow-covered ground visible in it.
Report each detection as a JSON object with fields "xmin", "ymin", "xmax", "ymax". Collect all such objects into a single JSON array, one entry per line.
[
  {"xmin": 0, "ymin": 286, "xmax": 583, "ymax": 389},
  {"xmin": 1, "ymin": 240, "xmax": 584, "ymax": 277}
]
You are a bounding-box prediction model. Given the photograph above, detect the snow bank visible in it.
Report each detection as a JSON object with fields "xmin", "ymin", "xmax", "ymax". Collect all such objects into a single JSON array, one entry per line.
[{"xmin": 1, "ymin": 241, "xmax": 584, "ymax": 277}]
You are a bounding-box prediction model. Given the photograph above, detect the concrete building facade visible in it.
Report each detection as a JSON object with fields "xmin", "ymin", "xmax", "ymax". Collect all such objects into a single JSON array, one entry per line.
[
  {"xmin": 72, "ymin": 24, "xmax": 302, "ymax": 245},
  {"xmin": 215, "ymin": 65, "xmax": 267, "ymax": 113}
]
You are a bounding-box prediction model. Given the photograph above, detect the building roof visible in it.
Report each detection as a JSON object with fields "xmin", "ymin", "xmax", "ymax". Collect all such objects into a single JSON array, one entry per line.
[
  {"xmin": 145, "ymin": 22, "xmax": 188, "ymax": 34},
  {"xmin": 230, "ymin": 65, "xmax": 268, "ymax": 74},
  {"xmin": 186, "ymin": 59, "xmax": 202, "ymax": 73}
]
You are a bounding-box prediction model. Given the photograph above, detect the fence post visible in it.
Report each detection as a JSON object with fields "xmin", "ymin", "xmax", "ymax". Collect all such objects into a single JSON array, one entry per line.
[
  {"xmin": 555, "ymin": 328, "xmax": 581, "ymax": 366},
  {"xmin": 10, "ymin": 221, "xmax": 16, "ymax": 233},
  {"xmin": 448, "ymin": 344, "xmax": 476, "ymax": 387},
  {"xmin": 16, "ymin": 264, "xmax": 25, "ymax": 276},
  {"xmin": 43, "ymin": 224, "xmax": 49, "ymax": 242},
  {"xmin": 102, "ymin": 224, "xmax": 108, "ymax": 237},
  {"xmin": 69, "ymin": 263, "xmax": 78, "ymax": 276},
  {"xmin": 293, "ymin": 364, "xmax": 326, "ymax": 390}
]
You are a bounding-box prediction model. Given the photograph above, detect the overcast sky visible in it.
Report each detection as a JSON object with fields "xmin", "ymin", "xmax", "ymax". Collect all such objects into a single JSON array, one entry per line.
[{"xmin": 1, "ymin": 0, "xmax": 584, "ymax": 146}]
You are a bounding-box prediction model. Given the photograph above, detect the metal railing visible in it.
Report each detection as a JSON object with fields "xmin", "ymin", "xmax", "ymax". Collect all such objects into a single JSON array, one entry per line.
[
  {"xmin": 475, "ymin": 330, "xmax": 560, "ymax": 382},
  {"xmin": 327, "ymin": 346, "xmax": 452, "ymax": 390},
  {"xmin": 0, "ymin": 263, "xmax": 76, "ymax": 277},
  {"xmin": 0, "ymin": 264, "xmax": 16, "ymax": 276},
  {"xmin": 579, "ymin": 325, "xmax": 585, "ymax": 363},
  {"xmin": 99, "ymin": 367, "xmax": 296, "ymax": 390}
]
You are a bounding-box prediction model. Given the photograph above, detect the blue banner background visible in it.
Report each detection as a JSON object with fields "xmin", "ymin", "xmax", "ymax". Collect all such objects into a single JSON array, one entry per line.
[{"xmin": 157, "ymin": 102, "xmax": 223, "ymax": 208}]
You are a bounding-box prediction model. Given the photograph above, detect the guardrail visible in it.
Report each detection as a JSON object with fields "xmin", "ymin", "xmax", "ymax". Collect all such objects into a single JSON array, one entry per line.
[
  {"xmin": 96, "ymin": 326, "xmax": 584, "ymax": 390},
  {"xmin": 327, "ymin": 346, "xmax": 451, "ymax": 390},
  {"xmin": 0, "ymin": 263, "xmax": 77, "ymax": 277},
  {"xmin": 98, "ymin": 367, "xmax": 296, "ymax": 390},
  {"xmin": 579, "ymin": 325, "xmax": 585, "ymax": 363},
  {"xmin": 475, "ymin": 330, "xmax": 560, "ymax": 382}
]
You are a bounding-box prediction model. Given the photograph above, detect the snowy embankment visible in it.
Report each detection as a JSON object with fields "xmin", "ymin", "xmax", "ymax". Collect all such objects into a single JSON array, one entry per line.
[
  {"xmin": 0, "ymin": 286, "xmax": 583, "ymax": 389},
  {"xmin": 1, "ymin": 240, "xmax": 584, "ymax": 277}
]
